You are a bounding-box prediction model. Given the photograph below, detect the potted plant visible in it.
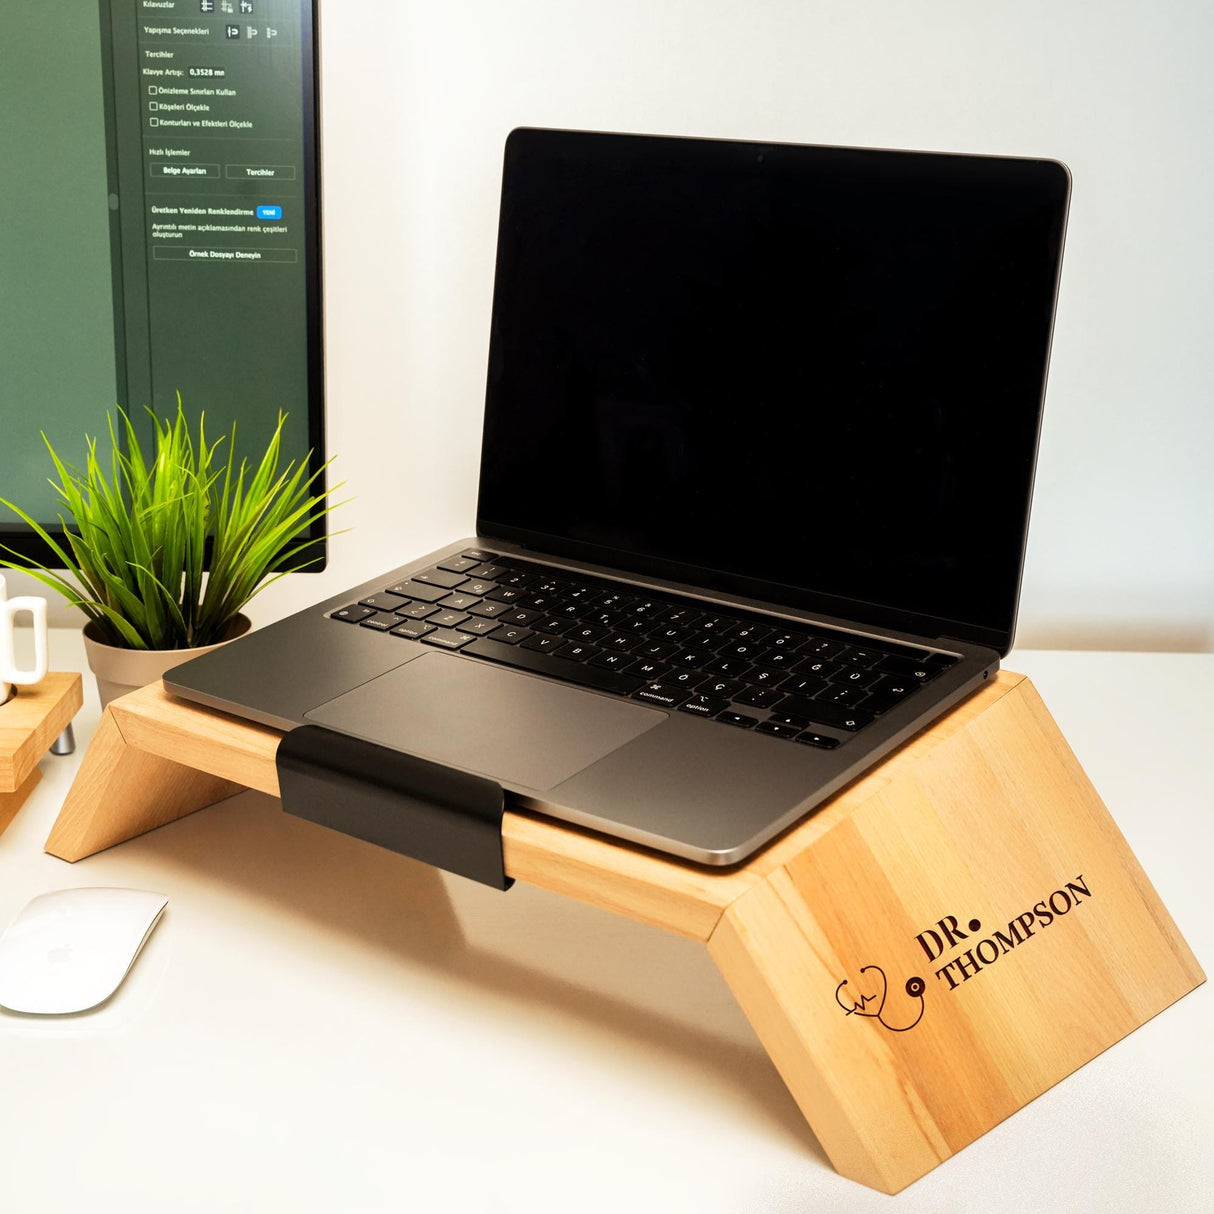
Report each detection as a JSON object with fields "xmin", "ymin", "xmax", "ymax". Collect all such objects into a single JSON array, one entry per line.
[{"xmin": 1, "ymin": 398, "xmax": 339, "ymax": 707}]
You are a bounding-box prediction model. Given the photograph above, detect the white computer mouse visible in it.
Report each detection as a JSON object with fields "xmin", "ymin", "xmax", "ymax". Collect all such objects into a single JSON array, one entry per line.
[{"xmin": 0, "ymin": 888, "xmax": 168, "ymax": 1015}]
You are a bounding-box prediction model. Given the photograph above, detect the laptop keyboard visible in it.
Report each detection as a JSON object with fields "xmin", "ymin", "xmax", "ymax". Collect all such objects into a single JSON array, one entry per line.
[{"xmin": 328, "ymin": 550, "xmax": 959, "ymax": 749}]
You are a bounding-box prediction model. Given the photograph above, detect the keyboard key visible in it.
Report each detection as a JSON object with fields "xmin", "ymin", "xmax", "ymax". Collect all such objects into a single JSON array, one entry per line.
[
  {"xmin": 743, "ymin": 667, "xmax": 787, "ymax": 689},
  {"xmin": 776, "ymin": 696, "xmax": 873, "ymax": 732},
  {"xmin": 662, "ymin": 607, "xmax": 703, "ymax": 627},
  {"xmin": 440, "ymin": 592, "xmax": 482, "ymax": 611},
  {"xmin": 554, "ymin": 641, "xmax": 599, "ymax": 662},
  {"xmin": 390, "ymin": 620, "xmax": 436, "ymax": 640},
  {"xmin": 360, "ymin": 612, "xmax": 404, "ymax": 632},
  {"xmin": 588, "ymin": 651, "xmax": 633, "ymax": 671},
  {"xmin": 876, "ymin": 656, "xmax": 938, "ymax": 681},
  {"xmin": 701, "ymin": 677, "xmax": 745, "ymax": 700},
  {"xmin": 697, "ymin": 615, "xmax": 736, "ymax": 634},
  {"xmin": 762, "ymin": 649, "xmax": 800, "ymax": 669},
  {"xmin": 467, "ymin": 564, "xmax": 507, "ymax": 581},
  {"xmin": 716, "ymin": 711, "xmax": 758, "ymax": 728},
  {"xmin": 594, "ymin": 591, "xmax": 636, "ymax": 611},
  {"xmin": 413, "ymin": 568, "xmax": 469, "ymax": 589},
  {"xmin": 633, "ymin": 683, "xmax": 689, "ymax": 708},
  {"xmin": 461, "ymin": 616, "xmax": 502, "ymax": 636},
  {"xmin": 671, "ymin": 648, "xmax": 705, "ymax": 668},
  {"xmin": 796, "ymin": 731, "xmax": 840, "ymax": 749},
  {"xmin": 491, "ymin": 625, "xmax": 533, "ymax": 645},
  {"xmin": 802, "ymin": 638, "xmax": 846, "ymax": 658},
  {"xmin": 721, "ymin": 641, "xmax": 769, "ymax": 662},
  {"xmin": 520, "ymin": 633, "xmax": 564, "ymax": 653},
  {"xmin": 703, "ymin": 655, "xmax": 752, "ymax": 678},
  {"xmin": 840, "ymin": 646, "xmax": 883, "ymax": 666},
  {"xmin": 647, "ymin": 623, "xmax": 691, "ymax": 645},
  {"xmin": 780, "ymin": 674, "xmax": 828, "ymax": 697},
  {"xmin": 461, "ymin": 549, "xmax": 499, "ymax": 562},
  {"xmin": 925, "ymin": 653, "xmax": 959, "ymax": 669},
  {"xmin": 797, "ymin": 657, "xmax": 843, "ymax": 679},
  {"xmin": 330, "ymin": 604, "xmax": 375, "ymax": 624},
  {"xmin": 398, "ymin": 601, "xmax": 439, "ymax": 619},
  {"xmin": 465, "ymin": 638, "xmax": 644, "ymax": 696},
  {"xmin": 437, "ymin": 556, "xmax": 481, "ymax": 574},
  {"xmin": 727, "ymin": 623, "xmax": 771, "ymax": 644},
  {"xmin": 467, "ymin": 600, "xmax": 512, "ymax": 618},
  {"xmin": 566, "ymin": 623, "xmax": 611, "ymax": 643},
  {"xmin": 635, "ymin": 640, "xmax": 681, "ymax": 662},
  {"xmin": 625, "ymin": 599, "xmax": 671, "ymax": 620},
  {"xmin": 485, "ymin": 586, "xmax": 524, "ymax": 603},
  {"xmin": 430, "ymin": 609, "xmax": 470, "ymax": 629},
  {"xmin": 733, "ymin": 685, "xmax": 784, "ymax": 710},
  {"xmin": 463, "ymin": 577, "xmax": 502, "ymax": 597},
  {"xmin": 628, "ymin": 659, "xmax": 669, "ymax": 680},
  {"xmin": 831, "ymin": 668, "xmax": 880, "ymax": 688},
  {"xmin": 495, "ymin": 569, "xmax": 534, "ymax": 588},
  {"xmin": 666, "ymin": 668, "xmax": 705, "ymax": 689},
  {"xmin": 820, "ymin": 685, "xmax": 870, "ymax": 708},
  {"xmin": 678, "ymin": 694, "xmax": 730, "ymax": 718},
  {"xmin": 766, "ymin": 632, "xmax": 806, "ymax": 653},
  {"xmin": 390, "ymin": 581, "xmax": 450, "ymax": 603},
  {"xmin": 523, "ymin": 593, "xmax": 565, "ymax": 612},
  {"xmin": 755, "ymin": 720, "xmax": 801, "ymax": 739},
  {"xmin": 767, "ymin": 712, "xmax": 809, "ymax": 729},
  {"xmin": 602, "ymin": 632, "xmax": 635, "ymax": 651},
  {"xmin": 422, "ymin": 628, "xmax": 476, "ymax": 650},
  {"xmin": 503, "ymin": 607, "xmax": 543, "ymax": 626},
  {"xmin": 360, "ymin": 593, "xmax": 408, "ymax": 613}
]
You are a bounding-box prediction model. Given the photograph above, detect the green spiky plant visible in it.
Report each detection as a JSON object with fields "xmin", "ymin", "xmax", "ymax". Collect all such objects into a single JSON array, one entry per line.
[{"xmin": 1, "ymin": 398, "xmax": 341, "ymax": 650}]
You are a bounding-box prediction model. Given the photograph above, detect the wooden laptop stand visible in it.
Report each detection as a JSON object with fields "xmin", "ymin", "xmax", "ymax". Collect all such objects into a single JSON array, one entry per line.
[{"xmin": 44, "ymin": 671, "xmax": 1202, "ymax": 1194}]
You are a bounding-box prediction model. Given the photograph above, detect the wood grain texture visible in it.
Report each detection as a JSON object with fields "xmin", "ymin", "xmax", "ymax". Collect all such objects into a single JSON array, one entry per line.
[
  {"xmin": 44, "ymin": 707, "xmax": 243, "ymax": 862},
  {"xmin": 708, "ymin": 675, "xmax": 1205, "ymax": 1194},
  {"xmin": 0, "ymin": 767, "xmax": 41, "ymax": 840},
  {"xmin": 65, "ymin": 677, "xmax": 1022, "ymax": 939},
  {"xmin": 0, "ymin": 672, "xmax": 82, "ymax": 792}
]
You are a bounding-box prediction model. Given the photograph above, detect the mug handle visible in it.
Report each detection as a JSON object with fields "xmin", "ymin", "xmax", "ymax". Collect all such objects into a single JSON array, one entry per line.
[{"xmin": 0, "ymin": 596, "xmax": 49, "ymax": 686}]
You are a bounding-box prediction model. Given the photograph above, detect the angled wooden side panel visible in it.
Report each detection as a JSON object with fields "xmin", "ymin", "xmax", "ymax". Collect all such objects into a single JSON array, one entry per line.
[
  {"xmin": 44, "ymin": 708, "xmax": 243, "ymax": 862},
  {"xmin": 709, "ymin": 677, "xmax": 1203, "ymax": 1194}
]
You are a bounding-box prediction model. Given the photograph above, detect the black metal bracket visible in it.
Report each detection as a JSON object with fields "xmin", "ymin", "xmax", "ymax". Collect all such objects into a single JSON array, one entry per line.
[{"xmin": 276, "ymin": 725, "xmax": 513, "ymax": 890}]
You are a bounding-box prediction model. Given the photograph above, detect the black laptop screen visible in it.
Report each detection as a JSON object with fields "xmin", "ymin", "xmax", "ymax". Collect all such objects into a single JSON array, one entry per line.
[{"xmin": 477, "ymin": 130, "xmax": 1068, "ymax": 649}]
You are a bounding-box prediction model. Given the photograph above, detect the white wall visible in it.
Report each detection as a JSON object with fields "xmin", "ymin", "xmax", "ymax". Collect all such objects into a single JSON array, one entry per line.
[{"xmin": 14, "ymin": 0, "xmax": 1213, "ymax": 649}]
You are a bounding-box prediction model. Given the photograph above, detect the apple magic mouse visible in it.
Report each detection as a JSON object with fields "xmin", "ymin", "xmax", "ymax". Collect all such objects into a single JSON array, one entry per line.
[{"xmin": 0, "ymin": 887, "xmax": 168, "ymax": 1014}]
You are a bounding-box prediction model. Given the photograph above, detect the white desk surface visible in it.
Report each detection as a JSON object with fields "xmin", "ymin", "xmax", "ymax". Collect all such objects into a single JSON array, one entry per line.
[{"xmin": 1, "ymin": 632, "xmax": 1210, "ymax": 1213}]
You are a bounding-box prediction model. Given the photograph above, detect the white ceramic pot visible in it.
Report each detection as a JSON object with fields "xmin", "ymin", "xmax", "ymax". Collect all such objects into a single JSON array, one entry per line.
[{"xmin": 82, "ymin": 615, "xmax": 252, "ymax": 709}]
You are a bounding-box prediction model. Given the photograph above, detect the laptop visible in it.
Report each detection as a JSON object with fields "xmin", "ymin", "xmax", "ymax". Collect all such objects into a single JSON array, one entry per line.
[{"xmin": 166, "ymin": 128, "xmax": 1070, "ymax": 866}]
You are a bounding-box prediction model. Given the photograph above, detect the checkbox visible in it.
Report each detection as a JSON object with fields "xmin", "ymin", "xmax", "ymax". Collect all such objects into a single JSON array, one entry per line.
[
  {"xmin": 150, "ymin": 117, "xmax": 159, "ymax": 126},
  {"xmin": 148, "ymin": 85, "xmax": 158, "ymax": 95},
  {"xmin": 149, "ymin": 101, "xmax": 158, "ymax": 111}
]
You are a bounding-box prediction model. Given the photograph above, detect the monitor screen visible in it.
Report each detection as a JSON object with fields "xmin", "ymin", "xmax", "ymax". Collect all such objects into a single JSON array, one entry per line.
[
  {"xmin": 0, "ymin": 0, "xmax": 323, "ymax": 567},
  {"xmin": 478, "ymin": 129, "xmax": 1069, "ymax": 651}
]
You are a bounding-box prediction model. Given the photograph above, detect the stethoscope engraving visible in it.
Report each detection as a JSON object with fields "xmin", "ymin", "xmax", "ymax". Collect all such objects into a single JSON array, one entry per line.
[{"xmin": 834, "ymin": 965, "xmax": 926, "ymax": 1032}]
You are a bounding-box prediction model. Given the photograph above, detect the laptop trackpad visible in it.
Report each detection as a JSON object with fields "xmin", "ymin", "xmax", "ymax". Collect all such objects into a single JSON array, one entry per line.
[{"xmin": 303, "ymin": 651, "xmax": 664, "ymax": 792}]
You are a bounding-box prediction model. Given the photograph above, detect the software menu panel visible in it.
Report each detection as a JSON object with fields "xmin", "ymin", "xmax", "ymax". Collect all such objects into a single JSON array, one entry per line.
[{"xmin": 101, "ymin": 0, "xmax": 322, "ymax": 487}]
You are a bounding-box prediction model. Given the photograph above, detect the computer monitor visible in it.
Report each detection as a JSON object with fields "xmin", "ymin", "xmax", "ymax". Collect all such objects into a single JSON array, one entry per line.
[{"xmin": 0, "ymin": 0, "xmax": 325, "ymax": 569}]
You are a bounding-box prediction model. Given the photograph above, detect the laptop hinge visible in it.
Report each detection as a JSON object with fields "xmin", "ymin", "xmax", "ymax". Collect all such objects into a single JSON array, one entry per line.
[{"xmin": 276, "ymin": 725, "xmax": 513, "ymax": 891}]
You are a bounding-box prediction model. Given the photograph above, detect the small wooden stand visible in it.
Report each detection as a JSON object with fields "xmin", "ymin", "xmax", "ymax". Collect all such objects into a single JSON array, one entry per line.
[
  {"xmin": 44, "ymin": 672, "xmax": 1202, "ymax": 1194},
  {"xmin": 0, "ymin": 673, "xmax": 82, "ymax": 839}
]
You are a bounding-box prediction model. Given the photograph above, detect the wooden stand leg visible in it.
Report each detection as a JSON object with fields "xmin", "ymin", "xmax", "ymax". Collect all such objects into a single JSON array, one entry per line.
[
  {"xmin": 45, "ymin": 708, "xmax": 243, "ymax": 862},
  {"xmin": 708, "ymin": 677, "xmax": 1203, "ymax": 1194}
]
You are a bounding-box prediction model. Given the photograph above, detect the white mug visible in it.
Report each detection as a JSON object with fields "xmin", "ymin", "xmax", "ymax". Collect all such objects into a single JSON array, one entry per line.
[{"xmin": 0, "ymin": 572, "xmax": 49, "ymax": 704}]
